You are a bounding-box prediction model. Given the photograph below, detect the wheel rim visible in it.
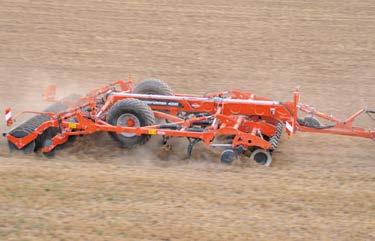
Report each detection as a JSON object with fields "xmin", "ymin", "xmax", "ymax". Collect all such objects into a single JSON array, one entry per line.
[
  {"xmin": 220, "ymin": 149, "xmax": 236, "ymax": 164},
  {"xmin": 254, "ymin": 152, "xmax": 268, "ymax": 165},
  {"xmin": 116, "ymin": 113, "xmax": 140, "ymax": 138},
  {"xmin": 250, "ymin": 149, "xmax": 272, "ymax": 166}
]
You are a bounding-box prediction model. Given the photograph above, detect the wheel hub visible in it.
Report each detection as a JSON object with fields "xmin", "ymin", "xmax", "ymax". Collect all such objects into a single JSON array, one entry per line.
[
  {"xmin": 117, "ymin": 113, "xmax": 140, "ymax": 138},
  {"xmin": 250, "ymin": 149, "xmax": 272, "ymax": 166}
]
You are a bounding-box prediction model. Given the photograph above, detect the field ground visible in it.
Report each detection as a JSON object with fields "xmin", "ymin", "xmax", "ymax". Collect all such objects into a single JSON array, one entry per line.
[{"xmin": 0, "ymin": 0, "xmax": 374, "ymax": 240}]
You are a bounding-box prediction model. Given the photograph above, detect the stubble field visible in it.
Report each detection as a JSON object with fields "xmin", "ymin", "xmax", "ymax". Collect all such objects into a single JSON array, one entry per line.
[{"xmin": 0, "ymin": 0, "xmax": 374, "ymax": 240}]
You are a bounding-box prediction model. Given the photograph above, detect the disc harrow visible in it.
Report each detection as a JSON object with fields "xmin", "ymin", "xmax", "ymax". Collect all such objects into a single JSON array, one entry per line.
[{"xmin": 3, "ymin": 79, "xmax": 374, "ymax": 166}]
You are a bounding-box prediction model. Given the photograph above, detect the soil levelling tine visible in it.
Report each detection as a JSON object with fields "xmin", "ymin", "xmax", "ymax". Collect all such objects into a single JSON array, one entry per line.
[
  {"xmin": 269, "ymin": 133, "xmax": 281, "ymax": 150},
  {"xmin": 269, "ymin": 137, "xmax": 277, "ymax": 150},
  {"xmin": 276, "ymin": 123, "xmax": 283, "ymax": 139},
  {"xmin": 276, "ymin": 129, "xmax": 282, "ymax": 139}
]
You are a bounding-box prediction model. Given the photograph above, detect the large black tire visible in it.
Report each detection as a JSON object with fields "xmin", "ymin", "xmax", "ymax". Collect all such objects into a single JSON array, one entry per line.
[
  {"xmin": 133, "ymin": 79, "xmax": 173, "ymax": 95},
  {"xmin": 107, "ymin": 98, "xmax": 156, "ymax": 148}
]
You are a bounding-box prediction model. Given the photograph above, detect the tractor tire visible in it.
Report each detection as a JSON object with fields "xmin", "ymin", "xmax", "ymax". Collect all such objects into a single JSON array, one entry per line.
[
  {"xmin": 107, "ymin": 98, "xmax": 156, "ymax": 148},
  {"xmin": 133, "ymin": 79, "xmax": 173, "ymax": 95},
  {"xmin": 134, "ymin": 79, "xmax": 173, "ymax": 124}
]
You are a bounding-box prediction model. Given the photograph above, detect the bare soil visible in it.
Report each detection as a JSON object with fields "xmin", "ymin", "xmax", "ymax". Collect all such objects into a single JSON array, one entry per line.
[{"xmin": 0, "ymin": 0, "xmax": 374, "ymax": 240}]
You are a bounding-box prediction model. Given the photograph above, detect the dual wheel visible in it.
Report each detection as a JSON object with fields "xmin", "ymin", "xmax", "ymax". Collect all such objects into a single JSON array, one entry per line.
[
  {"xmin": 220, "ymin": 148, "xmax": 273, "ymax": 166},
  {"xmin": 107, "ymin": 79, "xmax": 173, "ymax": 148}
]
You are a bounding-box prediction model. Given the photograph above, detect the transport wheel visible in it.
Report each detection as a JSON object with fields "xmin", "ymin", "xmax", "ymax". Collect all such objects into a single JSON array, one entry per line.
[
  {"xmin": 133, "ymin": 79, "xmax": 173, "ymax": 95},
  {"xmin": 250, "ymin": 149, "xmax": 272, "ymax": 166},
  {"xmin": 107, "ymin": 98, "xmax": 156, "ymax": 148},
  {"xmin": 220, "ymin": 149, "xmax": 237, "ymax": 165},
  {"xmin": 134, "ymin": 79, "xmax": 173, "ymax": 126}
]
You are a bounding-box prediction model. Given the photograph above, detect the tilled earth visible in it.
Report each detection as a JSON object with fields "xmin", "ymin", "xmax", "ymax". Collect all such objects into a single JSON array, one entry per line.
[{"xmin": 0, "ymin": 0, "xmax": 374, "ymax": 240}]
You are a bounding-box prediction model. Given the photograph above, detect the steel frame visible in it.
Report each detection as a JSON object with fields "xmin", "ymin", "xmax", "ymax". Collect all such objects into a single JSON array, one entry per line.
[{"xmin": 4, "ymin": 80, "xmax": 375, "ymax": 155}]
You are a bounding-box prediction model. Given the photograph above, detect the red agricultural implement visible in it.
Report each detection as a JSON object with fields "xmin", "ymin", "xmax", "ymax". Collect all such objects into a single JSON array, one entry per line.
[{"xmin": 3, "ymin": 79, "xmax": 375, "ymax": 166}]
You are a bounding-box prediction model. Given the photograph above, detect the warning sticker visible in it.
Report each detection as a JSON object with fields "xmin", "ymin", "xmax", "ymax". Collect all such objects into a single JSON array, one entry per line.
[
  {"xmin": 285, "ymin": 121, "xmax": 294, "ymax": 133},
  {"xmin": 68, "ymin": 123, "xmax": 77, "ymax": 129},
  {"xmin": 148, "ymin": 129, "xmax": 157, "ymax": 135}
]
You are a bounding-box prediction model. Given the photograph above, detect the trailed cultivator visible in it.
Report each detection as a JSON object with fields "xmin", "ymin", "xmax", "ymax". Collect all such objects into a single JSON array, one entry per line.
[{"xmin": 3, "ymin": 80, "xmax": 375, "ymax": 166}]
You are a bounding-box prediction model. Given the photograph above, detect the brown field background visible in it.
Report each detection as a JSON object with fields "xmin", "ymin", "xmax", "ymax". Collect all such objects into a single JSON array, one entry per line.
[{"xmin": 0, "ymin": 0, "xmax": 374, "ymax": 240}]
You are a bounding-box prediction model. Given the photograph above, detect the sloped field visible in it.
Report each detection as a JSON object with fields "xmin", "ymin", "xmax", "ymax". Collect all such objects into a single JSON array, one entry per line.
[{"xmin": 0, "ymin": 1, "xmax": 374, "ymax": 240}]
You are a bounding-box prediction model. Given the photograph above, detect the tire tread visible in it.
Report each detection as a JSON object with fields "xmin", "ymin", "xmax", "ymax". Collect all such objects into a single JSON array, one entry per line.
[{"xmin": 107, "ymin": 98, "xmax": 155, "ymax": 148}]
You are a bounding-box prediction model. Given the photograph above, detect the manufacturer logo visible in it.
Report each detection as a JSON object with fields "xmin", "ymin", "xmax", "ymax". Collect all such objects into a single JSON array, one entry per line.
[{"xmin": 143, "ymin": 100, "xmax": 181, "ymax": 107}]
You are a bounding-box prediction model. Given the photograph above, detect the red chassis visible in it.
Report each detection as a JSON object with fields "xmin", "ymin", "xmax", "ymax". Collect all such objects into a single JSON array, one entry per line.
[{"xmin": 4, "ymin": 80, "xmax": 375, "ymax": 165}]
